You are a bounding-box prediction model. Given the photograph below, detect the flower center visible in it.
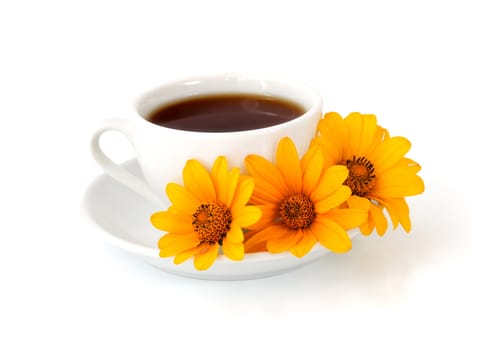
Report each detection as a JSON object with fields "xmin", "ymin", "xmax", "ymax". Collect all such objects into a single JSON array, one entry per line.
[
  {"xmin": 344, "ymin": 156, "xmax": 376, "ymax": 197},
  {"xmin": 279, "ymin": 194, "xmax": 316, "ymax": 229},
  {"xmin": 192, "ymin": 202, "xmax": 232, "ymax": 245}
]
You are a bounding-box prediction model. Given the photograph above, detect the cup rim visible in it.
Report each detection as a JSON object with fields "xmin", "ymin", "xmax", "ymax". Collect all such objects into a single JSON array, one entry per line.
[{"xmin": 133, "ymin": 73, "xmax": 322, "ymax": 136}]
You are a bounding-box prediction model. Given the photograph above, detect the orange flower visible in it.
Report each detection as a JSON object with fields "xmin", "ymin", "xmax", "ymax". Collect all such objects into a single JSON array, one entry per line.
[
  {"xmin": 313, "ymin": 112, "xmax": 424, "ymax": 235},
  {"xmin": 244, "ymin": 137, "xmax": 367, "ymax": 257},
  {"xmin": 150, "ymin": 157, "xmax": 261, "ymax": 270}
]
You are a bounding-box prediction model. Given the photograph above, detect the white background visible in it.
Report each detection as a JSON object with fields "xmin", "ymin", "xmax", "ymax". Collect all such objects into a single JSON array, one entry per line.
[{"xmin": 1, "ymin": 0, "xmax": 502, "ymax": 349}]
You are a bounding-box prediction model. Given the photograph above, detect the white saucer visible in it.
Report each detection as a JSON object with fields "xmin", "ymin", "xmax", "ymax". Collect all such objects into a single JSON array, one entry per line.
[{"xmin": 82, "ymin": 159, "xmax": 357, "ymax": 280}]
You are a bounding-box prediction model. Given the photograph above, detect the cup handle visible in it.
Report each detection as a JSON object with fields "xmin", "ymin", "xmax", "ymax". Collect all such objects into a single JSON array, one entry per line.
[{"xmin": 90, "ymin": 118, "xmax": 162, "ymax": 204}]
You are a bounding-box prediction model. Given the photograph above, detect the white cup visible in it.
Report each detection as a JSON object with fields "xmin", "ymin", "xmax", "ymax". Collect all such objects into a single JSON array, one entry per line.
[{"xmin": 91, "ymin": 74, "xmax": 322, "ymax": 204}]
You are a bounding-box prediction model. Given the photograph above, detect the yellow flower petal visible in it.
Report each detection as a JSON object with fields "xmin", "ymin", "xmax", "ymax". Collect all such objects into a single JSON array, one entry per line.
[
  {"xmin": 345, "ymin": 112, "xmax": 378, "ymax": 156},
  {"xmin": 310, "ymin": 165, "xmax": 348, "ymax": 202},
  {"xmin": 150, "ymin": 210, "xmax": 170, "ymax": 231},
  {"xmin": 311, "ymin": 217, "xmax": 352, "ymax": 253},
  {"xmin": 289, "ymin": 230, "xmax": 317, "ymax": 258},
  {"xmin": 377, "ymin": 197, "xmax": 411, "ymax": 232},
  {"xmin": 244, "ymin": 238, "xmax": 267, "ymax": 253},
  {"xmin": 369, "ymin": 202, "xmax": 388, "ymax": 236},
  {"xmin": 316, "ymin": 112, "xmax": 347, "ymax": 164},
  {"xmin": 315, "ymin": 185, "xmax": 352, "ymax": 213},
  {"xmin": 266, "ymin": 227, "xmax": 302, "ymax": 253},
  {"xmin": 193, "ymin": 244, "xmax": 219, "ymax": 270},
  {"xmin": 249, "ymin": 178, "xmax": 284, "ymax": 205},
  {"xmin": 150, "ymin": 209, "xmax": 193, "ymax": 233},
  {"xmin": 369, "ymin": 136, "xmax": 411, "ymax": 174},
  {"xmin": 232, "ymin": 205, "xmax": 262, "ymax": 228},
  {"xmin": 208, "ymin": 157, "xmax": 241, "ymax": 208},
  {"xmin": 246, "ymin": 205, "xmax": 278, "ymax": 231},
  {"xmin": 158, "ymin": 233, "xmax": 200, "ymax": 257},
  {"xmin": 323, "ymin": 111, "xmax": 344, "ymax": 122},
  {"xmin": 244, "ymin": 224, "xmax": 286, "ymax": 252},
  {"xmin": 345, "ymin": 196, "xmax": 374, "ymax": 235},
  {"xmin": 226, "ymin": 224, "xmax": 244, "ymax": 243},
  {"xmin": 222, "ymin": 239, "xmax": 244, "ymax": 261},
  {"xmin": 369, "ymin": 125, "xmax": 388, "ymax": 151},
  {"xmin": 183, "ymin": 159, "xmax": 216, "ymax": 203},
  {"xmin": 372, "ymin": 169, "xmax": 425, "ymax": 197},
  {"xmin": 245, "ymin": 154, "xmax": 289, "ymax": 197},
  {"xmin": 211, "ymin": 156, "xmax": 229, "ymax": 204},
  {"xmin": 301, "ymin": 142, "xmax": 319, "ymax": 173},
  {"xmin": 231, "ymin": 177, "xmax": 254, "ymax": 212},
  {"xmin": 346, "ymin": 194, "xmax": 371, "ymax": 210},
  {"xmin": 301, "ymin": 145, "xmax": 324, "ymax": 196},
  {"xmin": 359, "ymin": 214, "xmax": 374, "ymax": 236},
  {"xmin": 324, "ymin": 208, "xmax": 368, "ymax": 230},
  {"xmin": 398, "ymin": 158, "xmax": 422, "ymax": 173},
  {"xmin": 166, "ymin": 183, "xmax": 200, "ymax": 215},
  {"xmin": 276, "ymin": 137, "xmax": 302, "ymax": 193},
  {"xmin": 223, "ymin": 167, "xmax": 240, "ymax": 208},
  {"xmin": 173, "ymin": 244, "xmax": 207, "ymax": 264}
]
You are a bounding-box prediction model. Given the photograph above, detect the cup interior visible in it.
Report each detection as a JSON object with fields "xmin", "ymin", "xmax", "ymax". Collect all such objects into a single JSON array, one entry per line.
[{"xmin": 136, "ymin": 74, "xmax": 321, "ymax": 124}]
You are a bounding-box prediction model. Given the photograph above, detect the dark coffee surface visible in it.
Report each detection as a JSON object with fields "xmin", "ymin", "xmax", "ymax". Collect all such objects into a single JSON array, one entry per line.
[{"xmin": 146, "ymin": 94, "xmax": 305, "ymax": 132}]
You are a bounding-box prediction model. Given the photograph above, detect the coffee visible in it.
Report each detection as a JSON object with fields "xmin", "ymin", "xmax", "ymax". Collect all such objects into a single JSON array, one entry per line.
[{"xmin": 146, "ymin": 94, "xmax": 305, "ymax": 132}]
